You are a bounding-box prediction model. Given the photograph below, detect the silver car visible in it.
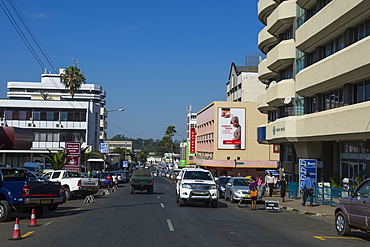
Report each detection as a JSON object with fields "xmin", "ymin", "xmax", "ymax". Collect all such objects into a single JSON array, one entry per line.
[{"xmin": 224, "ymin": 177, "xmax": 262, "ymax": 202}]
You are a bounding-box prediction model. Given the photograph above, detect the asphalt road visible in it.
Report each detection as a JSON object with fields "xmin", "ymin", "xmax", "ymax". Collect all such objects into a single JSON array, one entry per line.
[{"xmin": 1, "ymin": 176, "xmax": 370, "ymax": 247}]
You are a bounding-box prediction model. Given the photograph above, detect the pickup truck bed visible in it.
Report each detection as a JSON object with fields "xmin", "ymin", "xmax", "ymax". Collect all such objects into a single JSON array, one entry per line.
[
  {"xmin": 129, "ymin": 170, "xmax": 154, "ymax": 194},
  {"xmin": 0, "ymin": 168, "xmax": 65, "ymax": 222}
]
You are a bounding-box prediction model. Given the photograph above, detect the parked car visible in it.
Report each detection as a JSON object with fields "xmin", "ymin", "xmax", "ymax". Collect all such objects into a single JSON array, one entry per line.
[
  {"xmin": 0, "ymin": 167, "xmax": 66, "ymax": 221},
  {"xmin": 335, "ymin": 178, "xmax": 370, "ymax": 236},
  {"xmin": 215, "ymin": 176, "xmax": 231, "ymax": 198},
  {"xmin": 43, "ymin": 170, "xmax": 99, "ymax": 200},
  {"xmin": 224, "ymin": 177, "xmax": 262, "ymax": 202}
]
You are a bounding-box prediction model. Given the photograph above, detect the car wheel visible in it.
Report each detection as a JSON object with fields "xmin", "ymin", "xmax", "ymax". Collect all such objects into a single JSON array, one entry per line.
[
  {"xmin": 211, "ymin": 201, "xmax": 218, "ymax": 208},
  {"xmin": 0, "ymin": 200, "xmax": 11, "ymax": 222},
  {"xmin": 230, "ymin": 193, "xmax": 237, "ymax": 203},
  {"xmin": 335, "ymin": 211, "xmax": 351, "ymax": 236},
  {"xmin": 64, "ymin": 187, "xmax": 71, "ymax": 200},
  {"xmin": 179, "ymin": 198, "xmax": 185, "ymax": 206},
  {"xmin": 176, "ymin": 193, "xmax": 179, "ymax": 203}
]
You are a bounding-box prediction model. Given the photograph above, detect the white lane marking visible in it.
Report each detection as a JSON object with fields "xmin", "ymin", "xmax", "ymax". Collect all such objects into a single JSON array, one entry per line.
[
  {"xmin": 167, "ymin": 219, "xmax": 175, "ymax": 232},
  {"xmin": 160, "ymin": 203, "xmax": 165, "ymax": 208},
  {"xmin": 157, "ymin": 196, "xmax": 160, "ymax": 199}
]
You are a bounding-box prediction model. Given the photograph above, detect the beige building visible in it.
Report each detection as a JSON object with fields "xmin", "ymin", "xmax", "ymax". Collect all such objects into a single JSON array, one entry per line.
[
  {"xmin": 256, "ymin": 0, "xmax": 370, "ymax": 184},
  {"xmin": 194, "ymin": 101, "xmax": 278, "ymax": 177}
]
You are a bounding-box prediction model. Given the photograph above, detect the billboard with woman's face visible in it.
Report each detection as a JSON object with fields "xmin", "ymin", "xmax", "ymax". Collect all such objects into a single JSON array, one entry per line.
[{"xmin": 218, "ymin": 107, "xmax": 245, "ymax": 150}]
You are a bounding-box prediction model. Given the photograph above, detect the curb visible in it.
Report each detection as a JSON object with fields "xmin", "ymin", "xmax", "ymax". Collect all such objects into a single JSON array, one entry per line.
[{"xmin": 281, "ymin": 206, "xmax": 326, "ymax": 217}]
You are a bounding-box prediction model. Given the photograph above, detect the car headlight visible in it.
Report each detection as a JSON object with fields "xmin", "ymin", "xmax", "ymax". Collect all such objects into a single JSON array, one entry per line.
[
  {"xmin": 182, "ymin": 184, "xmax": 192, "ymax": 189},
  {"xmin": 220, "ymin": 186, "xmax": 225, "ymax": 191},
  {"xmin": 209, "ymin": 185, "xmax": 217, "ymax": 190}
]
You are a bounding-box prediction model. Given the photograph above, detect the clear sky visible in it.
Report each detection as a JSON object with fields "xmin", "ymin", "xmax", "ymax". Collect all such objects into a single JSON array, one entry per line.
[{"xmin": 0, "ymin": 0, "xmax": 263, "ymax": 141}]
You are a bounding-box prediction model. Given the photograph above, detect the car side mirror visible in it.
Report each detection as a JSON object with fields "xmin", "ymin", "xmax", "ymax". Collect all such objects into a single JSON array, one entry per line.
[
  {"xmin": 227, "ymin": 183, "xmax": 232, "ymax": 186},
  {"xmin": 176, "ymin": 175, "xmax": 181, "ymax": 180},
  {"xmin": 348, "ymin": 190, "xmax": 354, "ymax": 196}
]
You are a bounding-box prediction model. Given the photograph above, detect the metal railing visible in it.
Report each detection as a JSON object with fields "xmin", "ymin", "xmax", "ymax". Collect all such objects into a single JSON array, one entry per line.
[{"xmin": 287, "ymin": 182, "xmax": 349, "ymax": 207}]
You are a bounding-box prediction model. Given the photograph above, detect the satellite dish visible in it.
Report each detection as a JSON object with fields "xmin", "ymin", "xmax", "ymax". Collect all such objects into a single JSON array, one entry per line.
[
  {"xmin": 270, "ymin": 80, "xmax": 277, "ymax": 86},
  {"xmin": 284, "ymin": 96, "xmax": 292, "ymax": 104}
]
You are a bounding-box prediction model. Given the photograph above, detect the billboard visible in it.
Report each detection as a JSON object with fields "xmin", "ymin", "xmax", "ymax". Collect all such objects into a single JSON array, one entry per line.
[
  {"xmin": 218, "ymin": 107, "xmax": 245, "ymax": 150},
  {"xmin": 64, "ymin": 142, "xmax": 81, "ymax": 171},
  {"xmin": 190, "ymin": 128, "xmax": 196, "ymax": 154},
  {"xmin": 100, "ymin": 142, "xmax": 109, "ymax": 154}
]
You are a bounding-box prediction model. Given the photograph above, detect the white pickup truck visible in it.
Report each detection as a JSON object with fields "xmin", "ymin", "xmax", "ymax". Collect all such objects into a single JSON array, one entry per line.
[{"xmin": 43, "ymin": 170, "xmax": 99, "ymax": 200}]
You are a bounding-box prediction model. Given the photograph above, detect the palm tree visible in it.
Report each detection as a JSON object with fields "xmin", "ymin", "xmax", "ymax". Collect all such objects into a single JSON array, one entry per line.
[
  {"xmin": 60, "ymin": 65, "xmax": 86, "ymax": 98},
  {"xmin": 41, "ymin": 149, "xmax": 73, "ymax": 170},
  {"xmin": 164, "ymin": 126, "xmax": 177, "ymax": 164}
]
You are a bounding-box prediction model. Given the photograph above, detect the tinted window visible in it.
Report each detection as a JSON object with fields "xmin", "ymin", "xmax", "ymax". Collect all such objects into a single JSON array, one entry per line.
[{"xmin": 1, "ymin": 169, "xmax": 27, "ymax": 181}]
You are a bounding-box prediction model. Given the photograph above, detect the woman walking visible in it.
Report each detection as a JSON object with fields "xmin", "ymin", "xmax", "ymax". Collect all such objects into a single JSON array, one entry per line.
[
  {"xmin": 279, "ymin": 176, "xmax": 287, "ymax": 202},
  {"xmin": 249, "ymin": 176, "xmax": 258, "ymax": 210}
]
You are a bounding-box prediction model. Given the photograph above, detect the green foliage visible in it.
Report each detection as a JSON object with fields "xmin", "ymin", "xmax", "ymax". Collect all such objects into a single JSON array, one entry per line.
[
  {"xmin": 41, "ymin": 149, "xmax": 72, "ymax": 170},
  {"xmin": 60, "ymin": 65, "xmax": 86, "ymax": 98},
  {"xmin": 329, "ymin": 174, "xmax": 341, "ymax": 188}
]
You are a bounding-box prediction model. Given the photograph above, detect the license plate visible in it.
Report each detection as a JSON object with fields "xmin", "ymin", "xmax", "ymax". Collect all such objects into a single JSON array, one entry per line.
[
  {"xmin": 194, "ymin": 192, "xmax": 206, "ymax": 195},
  {"xmin": 87, "ymin": 188, "xmax": 93, "ymax": 191},
  {"xmin": 244, "ymin": 195, "xmax": 251, "ymax": 198},
  {"xmin": 41, "ymin": 200, "xmax": 51, "ymax": 204}
]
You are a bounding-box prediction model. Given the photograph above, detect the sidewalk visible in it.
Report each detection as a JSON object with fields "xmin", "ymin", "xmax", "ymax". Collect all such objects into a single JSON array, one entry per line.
[{"xmin": 263, "ymin": 194, "xmax": 335, "ymax": 217}]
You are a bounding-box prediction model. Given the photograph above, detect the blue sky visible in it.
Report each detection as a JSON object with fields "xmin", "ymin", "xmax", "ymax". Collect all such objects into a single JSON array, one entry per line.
[{"xmin": 0, "ymin": 0, "xmax": 263, "ymax": 141}]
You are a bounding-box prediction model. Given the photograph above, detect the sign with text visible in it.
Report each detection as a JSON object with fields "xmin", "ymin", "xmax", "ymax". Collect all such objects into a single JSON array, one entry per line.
[
  {"xmin": 64, "ymin": 142, "xmax": 81, "ymax": 171},
  {"xmin": 299, "ymin": 159, "xmax": 317, "ymax": 189},
  {"xmin": 190, "ymin": 128, "xmax": 196, "ymax": 154},
  {"xmin": 100, "ymin": 142, "xmax": 109, "ymax": 154}
]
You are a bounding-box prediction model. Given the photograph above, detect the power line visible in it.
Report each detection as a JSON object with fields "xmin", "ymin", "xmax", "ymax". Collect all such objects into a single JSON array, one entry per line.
[{"xmin": 108, "ymin": 122, "xmax": 152, "ymax": 139}]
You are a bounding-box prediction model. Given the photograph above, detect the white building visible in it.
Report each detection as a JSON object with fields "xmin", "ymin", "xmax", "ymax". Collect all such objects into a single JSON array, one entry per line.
[{"xmin": 0, "ymin": 71, "xmax": 106, "ymax": 167}]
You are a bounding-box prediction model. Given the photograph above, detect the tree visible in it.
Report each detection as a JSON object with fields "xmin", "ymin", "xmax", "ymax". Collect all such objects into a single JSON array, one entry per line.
[
  {"xmin": 164, "ymin": 126, "xmax": 177, "ymax": 154},
  {"xmin": 41, "ymin": 149, "xmax": 73, "ymax": 170},
  {"xmin": 60, "ymin": 64, "xmax": 86, "ymax": 98}
]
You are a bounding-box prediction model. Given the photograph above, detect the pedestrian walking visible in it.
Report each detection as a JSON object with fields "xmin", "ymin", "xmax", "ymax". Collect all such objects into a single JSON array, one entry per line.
[
  {"xmin": 279, "ymin": 176, "xmax": 287, "ymax": 202},
  {"xmin": 266, "ymin": 172, "xmax": 275, "ymax": 197},
  {"xmin": 105, "ymin": 174, "xmax": 112, "ymax": 190},
  {"xmin": 249, "ymin": 176, "xmax": 258, "ymax": 210},
  {"xmin": 256, "ymin": 174, "xmax": 263, "ymax": 190},
  {"xmin": 301, "ymin": 173, "xmax": 314, "ymax": 206},
  {"xmin": 112, "ymin": 173, "xmax": 118, "ymax": 189}
]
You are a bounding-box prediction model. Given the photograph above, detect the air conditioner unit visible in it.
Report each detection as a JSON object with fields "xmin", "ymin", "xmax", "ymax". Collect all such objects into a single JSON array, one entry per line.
[
  {"xmin": 56, "ymin": 124, "xmax": 60, "ymax": 127},
  {"xmin": 0, "ymin": 123, "xmax": 4, "ymax": 127},
  {"xmin": 28, "ymin": 123, "xmax": 33, "ymax": 127}
]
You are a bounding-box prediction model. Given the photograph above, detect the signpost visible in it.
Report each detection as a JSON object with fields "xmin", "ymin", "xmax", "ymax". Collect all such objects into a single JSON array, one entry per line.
[{"xmin": 299, "ymin": 159, "xmax": 317, "ymax": 189}]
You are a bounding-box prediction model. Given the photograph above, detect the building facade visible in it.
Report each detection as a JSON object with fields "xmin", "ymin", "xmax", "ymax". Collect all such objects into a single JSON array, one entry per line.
[
  {"xmin": 256, "ymin": 0, "xmax": 370, "ymax": 185},
  {"xmin": 0, "ymin": 71, "xmax": 105, "ymax": 167},
  {"xmin": 194, "ymin": 101, "xmax": 278, "ymax": 177}
]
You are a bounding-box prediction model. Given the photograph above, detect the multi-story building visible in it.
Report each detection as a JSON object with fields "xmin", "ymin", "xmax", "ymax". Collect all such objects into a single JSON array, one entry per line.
[
  {"xmin": 226, "ymin": 58, "xmax": 266, "ymax": 103},
  {"xmin": 256, "ymin": 0, "xmax": 370, "ymax": 185},
  {"xmin": 0, "ymin": 71, "xmax": 106, "ymax": 166},
  {"xmin": 104, "ymin": 140, "xmax": 132, "ymax": 154},
  {"xmin": 194, "ymin": 101, "xmax": 278, "ymax": 177}
]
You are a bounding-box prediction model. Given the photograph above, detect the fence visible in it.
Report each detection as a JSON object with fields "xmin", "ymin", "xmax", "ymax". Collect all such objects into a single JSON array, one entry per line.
[{"xmin": 287, "ymin": 182, "xmax": 349, "ymax": 207}]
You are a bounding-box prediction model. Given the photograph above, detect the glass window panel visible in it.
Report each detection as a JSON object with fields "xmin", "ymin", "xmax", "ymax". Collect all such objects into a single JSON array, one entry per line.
[
  {"xmin": 40, "ymin": 111, "xmax": 47, "ymax": 121},
  {"xmin": 40, "ymin": 132, "xmax": 46, "ymax": 142},
  {"xmin": 366, "ymin": 81, "xmax": 370, "ymax": 101},
  {"xmin": 46, "ymin": 111, "xmax": 53, "ymax": 121},
  {"xmin": 366, "ymin": 20, "xmax": 370, "ymax": 36},
  {"xmin": 359, "ymin": 23, "xmax": 365, "ymax": 39},
  {"xmin": 47, "ymin": 131, "xmax": 53, "ymax": 142},
  {"xmin": 358, "ymin": 83, "xmax": 364, "ymax": 103},
  {"xmin": 33, "ymin": 111, "xmax": 40, "ymax": 121},
  {"xmin": 60, "ymin": 112, "xmax": 67, "ymax": 121}
]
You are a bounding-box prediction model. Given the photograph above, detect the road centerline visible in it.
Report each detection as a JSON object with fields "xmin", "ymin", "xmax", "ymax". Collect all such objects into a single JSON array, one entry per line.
[{"xmin": 166, "ymin": 219, "xmax": 174, "ymax": 232}]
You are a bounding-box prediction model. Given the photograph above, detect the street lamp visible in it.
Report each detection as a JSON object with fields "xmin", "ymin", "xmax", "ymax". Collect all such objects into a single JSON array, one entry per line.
[
  {"xmin": 227, "ymin": 156, "xmax": 240, "ymax": 177},
  {"xmin": 107, "ymin": 108, "xmax": 125, "ymax": 113}
]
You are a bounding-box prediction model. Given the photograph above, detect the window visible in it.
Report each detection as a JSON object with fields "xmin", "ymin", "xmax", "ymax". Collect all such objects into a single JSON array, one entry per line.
[
  {"xmin": 323, "ymin": 89, "xmax": 344, "ymax": 110},
  {"xmin": 295, "ymin": 94, "xmax": 304, "ymax": 116},
  {"xmin": 356, "ymin": 81, "xmax": 370, "ymax": 103}
]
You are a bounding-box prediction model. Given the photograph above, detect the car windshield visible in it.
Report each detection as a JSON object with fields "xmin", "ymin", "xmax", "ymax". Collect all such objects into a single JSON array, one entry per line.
[
  {"xmin": 233, "ymin": 179, "xmax": 250, "ymax": 186},
  {"xmin": 184, "ymin": 171, "xmax": 213, "ymax": 180},
  {"xmin": 218, "ymin": 177, "xmax": 231, "ymax": 184}
]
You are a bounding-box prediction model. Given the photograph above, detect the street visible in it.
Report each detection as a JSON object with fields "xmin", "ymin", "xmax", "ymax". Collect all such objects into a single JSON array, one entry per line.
[{"xmin": 1, "ymin": 176, "xmax": 369, "ymax": 247}]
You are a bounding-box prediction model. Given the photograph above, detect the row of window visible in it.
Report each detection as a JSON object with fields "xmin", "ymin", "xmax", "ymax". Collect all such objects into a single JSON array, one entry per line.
[
  {"xmin": 33, "ymin": 130, "xmax": 86, "ymax": 142},
  {"xmin": 10, "ymin": 88, "xmax": 102, "ymax": 95},
  {"xmin": 0, "ymin": 108, "xmax": 87, "ymax": 122}
]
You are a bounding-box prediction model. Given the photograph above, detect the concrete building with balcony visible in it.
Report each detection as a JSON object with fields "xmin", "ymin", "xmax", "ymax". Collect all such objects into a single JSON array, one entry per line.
[
  {"xmin": 0, "ymin": 71, "xmax": 106, "ymax": 167},
  {"xmin": 256, "ymin": 0, "xmax": 370, "ymax": 185}
]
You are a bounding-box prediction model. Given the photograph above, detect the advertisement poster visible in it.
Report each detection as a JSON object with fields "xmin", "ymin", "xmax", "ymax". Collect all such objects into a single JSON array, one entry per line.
[
  {"xmin": 100, "ymin": 142, "xmax": 109, "ymax": 154},
  {"xmin": 218, "ymin": 107, "xmax": 245, "ymax": 150},
  {"xmin": 64, "ymin": 142, "xmax": 81, "ymax": 171},
  {"xmin": 299, "ymin": 159, "xmax": 317, "ymax": 189}
]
